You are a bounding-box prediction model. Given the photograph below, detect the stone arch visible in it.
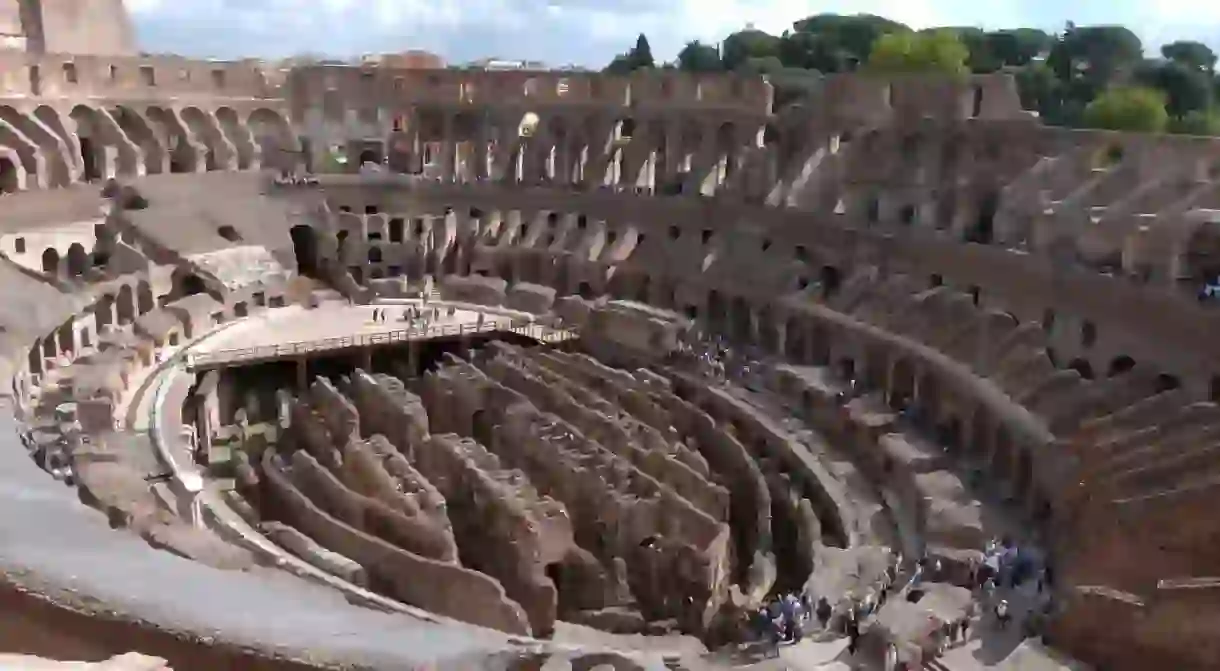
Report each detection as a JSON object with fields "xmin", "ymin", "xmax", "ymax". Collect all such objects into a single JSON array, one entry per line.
[
  {"xmin": 69, "ymin": 105, "xmax": 107, "ymax": 181},
  {"xmin": 66, "ymin": 243, "xmax": 87, "ymax": 277},
  {"xmin": 290, "ymin": 225, "xmax": 320, "ymax": 277},
  {"xmin": 137, "ymin": 280, "xmax": 154, "ymax": 315},
  {"xmin": 0, "ymin": 152, "xmax": 21, "ymax": 193},
  {"xmin": 33, "ymin": 105, "xmax": 83, "ymax": 178},
  {"xmin": 146, "ymin": 106, "xmax": 199, "ymax": 173},
  {"xmin": 73, "ymin": 105, "xmax": 140, "ymax": 179},
  {"xmin": 116, "ymin": 284, "xmax": 135, "ymax": 324},
  {"xmin": 1066, "ymin": 358, "xmax": 1094, "ymax": 380},
  {"xmin": 180, "ymin": 106, "xmax": 236, "ymax": 171},
  {"xmin": 171, "ymin": 267, "xmax": 207, "ymax": 298},
  {"xmin": 0, "ymin": 106, "xmax": 71, "ymax": 186},
  {"xmin": 1108, "ymin": 355, "xmax": 1136, "ymax": 377},
  {"xmin": 889, "ymin": 357, "xmax": 916, "ymax": 410},
  {"xmin": 111, "ymin": 105, "xmax": 166, "ymax": 175},
  {"xmin": 95, "ymin": 294, "xmax": 114, "ymax": 333},
  {"xmin": 215, "ymin": 107, "xmax": 254, "ymax": 170},
  {"xmin": 247, "ymin": 108, "xmax": 297, "ymax": 171},
  {"xmin": 0, "ymin": 119, "xmax": 43, "ymax": 188},
  {"xmin": 40, "ymin": 247, "xmax": 59, "ymax": 275}
]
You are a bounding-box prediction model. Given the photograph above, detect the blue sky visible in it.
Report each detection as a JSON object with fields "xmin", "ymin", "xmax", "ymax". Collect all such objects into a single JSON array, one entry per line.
[{"xmin": 126, "ymin": 0, "xmax": 1219, "ymax": 66}]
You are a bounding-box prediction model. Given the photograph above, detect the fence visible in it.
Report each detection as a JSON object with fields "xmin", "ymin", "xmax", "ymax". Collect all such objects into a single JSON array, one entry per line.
[{"xmin": 187, "ymin": 319, "xmax": 575, "ymax": 369}]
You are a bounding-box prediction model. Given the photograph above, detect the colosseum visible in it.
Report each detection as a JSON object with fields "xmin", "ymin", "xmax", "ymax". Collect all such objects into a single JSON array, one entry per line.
[{"xmin": 2, "ymin": 2, "xmax": 1218, "ymax": 671}]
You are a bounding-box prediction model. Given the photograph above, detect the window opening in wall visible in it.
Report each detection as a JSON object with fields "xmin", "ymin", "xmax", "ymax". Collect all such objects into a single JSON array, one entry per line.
[
  {"xmin": 761, "ymin": 238, "xmax": 772, "ymax": 251},
  {"xmin": 252, "ymin": 291, "xmax": 266, "ymax": 306},
  {"xmin": 216, "ymin": 225, "xmax": 242, "ymax": 242},
  {"xmin": 795, "ymin": 245, "xmax": 807, "ymax": 261},
  {"xmin": 1155, "ymin": 374, "xmax": 1181, "ymax": 393},
  {"xmin": 636, "ymin": 234, "xmax": 647, "ymax": 246},
  {"xmin": 389, "ymin": 218, "xmax": 404, "ymax": 243},
  {"xmin": 234, "ymin": 302, "xmax": 248, "ymax": 318},
  {"xmin": 139, "ymin": 66, "xmax": 156, "ymax": 86},
  {"xmin": 211, "ymin": 69, "xmax": 225, "ymax": 88},
  {"xmin": 168, "ymin": 332, "xmax": 180, "ymax": 347},
  {"xmin": 968, "ymin": 285, "xmax": 980, "ymax": 306},
  {"xmin": 1081, "ymin": 320, "xmax": 1097, "ymax": 348},
  {"xmin": 365, "ymin": 205, "xmax": 379, "ymax": 215},
  {"xmin": 339, "ymin": 206, "xmax": 352, "ymax": 213},
  {"xmin": 702, "ymin": 230, "xmax": 713, "ymax": 245},
  {"xmin": 930, "ymin": 274, "xmax": 943, "ymax": 287},
  {"xmin": 367, "ymin": 231, "xmax": 383, "ymax": 241},
  {"xmin": 368, "ymin": 247, "xmax": 382, "ymax": 263},
  {"xmin": 576, "ymin": 215, "xmax": 587, "ymax": 230},
  {"xmin": 269, "ymin": 296, "xmax": 285, "ymax": 308},
  {"xmin": 388, "ymin": 265, "xmax": 402, "ymax": 276},
  {"xmin": 900, "ymin": 205, "xmax": 917, "ymax": 225},
  {"xmin": 62, "ymin": 62, "xmax": 77, "ymax": 84},
  {"xmin": 1067, "ymin": 358, "xmax": 1094, "ymax": 379},
  {"xmin": 414, "ymin": 219, "xmax": 425, "ymax": 238},
  {"xmin": 606, "ymin": 230, "xmax": 617, "ymax": 244},
  {"xmin": 109, "ymin": 65, "xmax": 118, "ymax": 81},
  {"xmin": 1108, "ymin": 355, "xmax": 1136, "ymax": 377},
  {"xmin": 668, "ymin": 226, "xmax": 680, "ymax": 240},
  {"xmin": 967, "ymin": 192, "xmax": 998, "ymax": 244},
  {"xmin": 14, "ymin": 237, "xmax": 25, "ymax": 254}
]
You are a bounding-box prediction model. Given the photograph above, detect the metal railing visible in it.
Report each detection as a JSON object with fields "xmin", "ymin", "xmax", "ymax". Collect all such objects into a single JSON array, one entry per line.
[{"xmin": 187, "ymin": 319, "xmax": 575, "ymax": 369}]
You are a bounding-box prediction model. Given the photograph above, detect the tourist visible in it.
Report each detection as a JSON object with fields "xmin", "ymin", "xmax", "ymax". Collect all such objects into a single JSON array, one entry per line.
[
  {"xmin": 815, "ymin": 596, "xmax": 832, "ymax": 630},
  {"xmin": 994, "ymin": 599, "xmax": 1010, "ymax": 629}
]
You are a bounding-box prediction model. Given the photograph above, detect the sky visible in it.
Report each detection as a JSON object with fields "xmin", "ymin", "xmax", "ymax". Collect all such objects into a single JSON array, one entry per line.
[{"xmin": 126, "ymin": 0, "xmax": 1220, "ymax": 67}]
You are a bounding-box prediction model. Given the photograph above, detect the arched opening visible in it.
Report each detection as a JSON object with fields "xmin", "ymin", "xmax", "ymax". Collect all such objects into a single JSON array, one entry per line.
[
  {"xmin": 819, "ymin": 266, "xmax": 841, "ymax": 299},
  {"xmin": 69, "ymin": 105, "xmax": 103, "ymax": 181},
  {"xmin": 836, "ymin": 357, "xmax": 856, "ymax": 385},
  {"xmin": 289, "ymin": 225, "xmax": 320, "ymax": 277},
  {"xmin": 94, "ymin": 295, "xmax": 113, "ymax": 333},
  {"xmin": 215, "ymin": 107, "xmax": 253, "ymax": 170},
  {"xmin": 1108, "ymin": 355, "xmax": 1136, "ymax": 377},
  {"xmin": 112, "ymin": 106, "xmax": 166, "ymax": 175},
  {"xmin": 40, "ymin": 247, "xmax": 59, "ymax": 275},
  {"xmin": 1155, "ymin": 374, "xmax": 1181, "ymax": 393},
  {"xmin": 358, "ymin": 148, "xmax": 379, "ymax": 165},
  {"xmin": 116, "ymin": 284, "xmax": 135, "ymax": 324},
  {"xmin": 137, "ymin": 281, "xmax": 154, "ymax": 315},
  {"xmin": 577, "ymin": 281, "xmax": 595, "ymax": 300},
  {"xmin": 66, "ymin": 243, "xmax": 87, "ymax": 277},
  {"xmin": 889, "ymin": 358, "xmax": 916, "ymax": 411},
  {"xmin": 1066, "ymin": 358, "xmax": 1094, "ymax": 380},
  {"xmin": 471, "ymin": 409, "xmax": 494, "ymax": 447},
  {"xmin": 217, "ymin": 225, "xmax": 242, "ymax": 242},
  {"xmin": 368, "ymin": 246, "xmax": 383, "ymax": 264},
  {"xmin": 967, "ymin": 192, "xmax": 998, "ymax": 244},
  {"xmin": 0, "ymin": 156, "xmax": 17, "ymax": 193},
  {"xmin": 172, "ymin": 268, "xmax": 207, "ymax": 298},
  {"xmin": 146, "ymin": 106, "xmax": 197, "ymax": 174}
]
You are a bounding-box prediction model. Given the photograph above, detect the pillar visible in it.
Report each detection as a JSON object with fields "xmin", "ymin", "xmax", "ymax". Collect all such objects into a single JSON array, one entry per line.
[{"xmin": 296, "ymin": 356, "xmax": 308, "ymax": 391}]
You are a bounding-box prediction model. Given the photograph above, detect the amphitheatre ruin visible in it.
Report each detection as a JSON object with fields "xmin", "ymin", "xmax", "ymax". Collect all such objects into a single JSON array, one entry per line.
[{"xmin": 1, "ymin": 1, "xmax": 1218, "ymax": 670}]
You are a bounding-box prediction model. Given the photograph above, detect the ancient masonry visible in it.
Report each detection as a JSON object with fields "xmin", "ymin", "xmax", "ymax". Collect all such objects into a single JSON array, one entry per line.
[{"xmin": 0, "ymin": 1, "xmax": 1219, "ymax": 671}]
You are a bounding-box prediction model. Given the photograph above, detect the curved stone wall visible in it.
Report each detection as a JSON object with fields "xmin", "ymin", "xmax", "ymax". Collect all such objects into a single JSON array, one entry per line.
[{"xmin": 0, "ymin": 56, "xmax": 1218, "ymax": 671}]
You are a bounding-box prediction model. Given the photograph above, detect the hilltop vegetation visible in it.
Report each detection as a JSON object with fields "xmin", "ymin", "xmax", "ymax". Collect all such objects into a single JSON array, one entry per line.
[{"xmin": 605, "ymin": 15, "xmax": 1220, "ymax": 134}]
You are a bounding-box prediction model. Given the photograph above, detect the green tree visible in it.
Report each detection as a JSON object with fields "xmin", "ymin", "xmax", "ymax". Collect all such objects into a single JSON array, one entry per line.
[
  {"xmin": 676, "ymin": 41, "xmax": 722, "ymax": 72},
  {"xmin": 605, "ymin": 33, "xmax": 655, "ymax": 73},
  {"xmin": 1168, "ymin": 110, "xmax": 1220, "ymax": 135},
  {"xmin": 1134, "ymin": 59, "xmax": 1214, "ymax": 117},
  {"xmin": 1161, "ymin": 40, "xmax": 1217, "ymax": 72},
  {"xmin": 1046, "ymin": 25, "xmax": 1143, "ymax": 85},
  {"xmin": 721, "ymin": 29, "xmax": 781, "ymax": 71},
  {"xmin": 985, "ymin": 29, "xmax": 1053, "ymax": 68},
  {"xmin": 864, "ymin": 29, "xmax": 969, "ymax": 76},
  {"xmin": 1081, "ymin": 86, "xmax": 1169, "ymax": 132},
  {"xmin": 791, "ymin": 13, "xmax": 909, "ymax": 70}
]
